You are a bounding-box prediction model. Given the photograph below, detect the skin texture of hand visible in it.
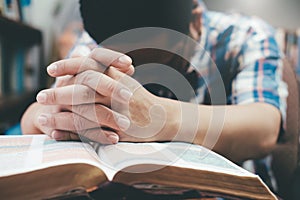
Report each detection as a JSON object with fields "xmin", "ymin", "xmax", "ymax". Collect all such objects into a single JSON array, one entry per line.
[
  {"xmin": 21, "ymin": 47, "xmax": 135, "ymax": 144},
  {"xmin": 34, "ymin": 65, "xmax": 170, "ymax": 145}
]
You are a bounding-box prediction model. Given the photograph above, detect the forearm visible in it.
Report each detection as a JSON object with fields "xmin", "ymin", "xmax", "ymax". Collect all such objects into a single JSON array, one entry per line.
[
  {"xmin": 213, "ymin": 103, "xmax": 281, "ymax": 162},
  {"xmin": 159, "ymin": 97, "xmax": 281, "ymax": 162}
]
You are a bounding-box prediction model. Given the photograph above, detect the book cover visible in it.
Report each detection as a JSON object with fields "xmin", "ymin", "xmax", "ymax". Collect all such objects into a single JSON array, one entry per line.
[
  {"xmin": 3, "ymin": 0, "xmax": 20, "ymax": 21},
  {"xmin": 0, "ymin": 0, "xmax": 5, "ymax": 16},
  {"xmin": 15, "ymin": 48, "xmax": 24, "ymax": 93},
  {"xmin": 0, "ymin": 39, "xmax": 3, "ymax": 96},
  {"xmin": 18, "ymin": 0, "xmax": 32, "ymax": 23},
  {"xmin": 24, "ymin": 45, "xmax": 39, "ymax": 91},
  {"xmin": 296, "ymin": 29, "xmax": 300, "ymax": 78},
  {"xmin": 1, "ymin": 40, "xmax": 12, "ymax": 95}
]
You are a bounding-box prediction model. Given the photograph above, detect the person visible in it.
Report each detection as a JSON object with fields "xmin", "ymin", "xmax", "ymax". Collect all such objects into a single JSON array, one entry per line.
[{"xmin": 21, "ymin": 0, "xmax": 287, "ymax": 172}]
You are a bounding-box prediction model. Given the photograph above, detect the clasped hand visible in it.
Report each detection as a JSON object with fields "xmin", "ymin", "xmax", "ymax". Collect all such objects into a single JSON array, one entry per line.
[{"xmin": 35, "ymin": 47, "xmax": 168, "ymax": 144}]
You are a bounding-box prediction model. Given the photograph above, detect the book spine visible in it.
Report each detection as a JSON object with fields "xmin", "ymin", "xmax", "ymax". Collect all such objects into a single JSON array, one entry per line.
[
  {"xmin": 1, "ymin": 40, "xmax": 12, "ymax": 95},
  {"xmin": 16, "ymin": 48, "xmax": 24, "ymax": 93},
  {"xmin": 24, "ymin": 45, "xmax": 39, "ymax": 90},
  {"xmin": 3, "ymin": 0, "xmax": 20, "ymax": 21},
  {"xmin": 297, "ymin": 29, "xmax": 300, "ymax": 78},
  {"xmin": 16, "ymin": 0, "xmax": 22, "ymax": 21},
  {"xmin": 2, "ymin": 44, "xmax": 26, "ymax": 95},
  {"xmin": 19, "ymin": 0, "xmax": 31, "ymax": 23},
  {"xmin": 0, "ymin": 0, "xmax": 5, "ymax": 16},
  {"xmin": 0, "ymin": 38, "xmax": 2, "ymax": 96}
]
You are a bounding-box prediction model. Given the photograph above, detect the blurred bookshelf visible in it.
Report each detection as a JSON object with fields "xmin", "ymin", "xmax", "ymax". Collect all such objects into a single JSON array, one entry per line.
[
  {"xmin": 0, "ymin": 90, "xmax": 38, "ymax": 133},
  {"xmin": 0, "ymin": 1, "xmax": 45, "ymax": 134},
  {"xmin": 0, "ymin": 16, "xmax": 41, "ymax": 45}
]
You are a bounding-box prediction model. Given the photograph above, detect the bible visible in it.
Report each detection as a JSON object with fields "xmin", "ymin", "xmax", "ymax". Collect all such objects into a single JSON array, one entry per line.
[{"xmin": 0, "ymin": 135, "xmax": 277, "ymax": 199}]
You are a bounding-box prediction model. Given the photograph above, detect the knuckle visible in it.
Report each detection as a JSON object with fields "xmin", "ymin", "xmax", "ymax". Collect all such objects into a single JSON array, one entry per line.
[
  {"xmin": 72, "ymin": 113, "xmax": 85, "ymax": 131},
  {"xmin": 73, "ymin": 104, "xmax": 88, "ymax": 116},
  {"xmin": 90, "ymin": 48, "xmax": 108, "ymax": 67},
  {"xmin": 100, "ymin": 109, "xmax": 115, "ymax": 126},
  {"xmin": 104, "ymin": 67, "xmax": 113, "ymax": 76},
  {"xmin": 55, "ymin": 77, "xmax": 71, "ymax": 87},
  {"xmin": 81, "ymin": 57, "xmax": 95, "ymax": 70},
  {"xmin": 90, "ymin": 48, "xmax": 115, "ymax": 68},
  {"xmin": 85, "ymin": 48, "xmax": 108, "ymax": 72},
  {"xmin": 79, "ymin": 70, "xmax": 94, "ymax": 84},
  {"xmin": 94, "ymin": 105, "xmax": 104, "ymax": 123},
  {"xmin": 105, "ymin": 66, "xmax": 122, "ymax": 80},
  {"xmin": 103, "ymin": 80, "xmax": 116, "ymax": 94},
  {"xmin": 89, "ymin": 48, "xmax": 99, "ymax": 59},
  {"xmin": 60, "ymin": 60, "xmax": 67, "ymax": 73},
  {"xmin": 47, "ymin": 90, "xmax": 57, "ymax": 104},
  {"xmin": 48, "ymin": 115, "xmax": 57, "ymax": 128},
  {"xmin": 74, "ymin": 104, "xmax": 97, "ymax": 124},
  {"xmin": 81, "ymin": 87, "xmax": 95, "ymax": 101},
  {"xmin": 55, "ymin": 60, "xmax": 66, "ymax": 74}
]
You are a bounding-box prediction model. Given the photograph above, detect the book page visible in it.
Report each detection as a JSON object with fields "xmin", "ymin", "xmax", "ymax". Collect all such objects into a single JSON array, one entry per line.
[
  {"xmin": 97, "ymin": 142, "xmax": 179, "ymax": 179},
  {"xmin": 165, "ymin": 143, "xmax": 253, "ymax": 175},
  {"xmin": 0, "ymin": 135, "xmax": 102, "ymax": 177},
  {"xmin": 97, "ymin": 142, "xmax": 255, "ymax": 180}
]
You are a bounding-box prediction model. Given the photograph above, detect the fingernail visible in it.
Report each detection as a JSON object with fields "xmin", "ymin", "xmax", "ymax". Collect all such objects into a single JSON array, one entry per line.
[
  {"xmin": 38, "ymin": 114, "xmax": 49, "ymax": 125},
  {"xmin": 108, "ymin": 134, "xmax": 119, "ymax": 144},
  {"xmin": 47, "ymin": 64, "xmax": 57, "ymax": 75},
  {"xmin": 36, "ymin": 92, "xmax": 47, "ymax": 103},
  {"xmin": 118, "ymin": 55, "xmax": 132, "ymax": 65},
  {"xmin": 117, "ymin": 116, "xmax": 130, "ymax": 130},
  {"xmin": 51, "ymin": 131, "xmax": 57, "ymax": 139},
  {"xmin": 119, "ymin": 89, "xmax": 133, "ymax": 101},
  {"xmin": 51, "ymin": 131, "xmax": 63, "ymax": 140}
]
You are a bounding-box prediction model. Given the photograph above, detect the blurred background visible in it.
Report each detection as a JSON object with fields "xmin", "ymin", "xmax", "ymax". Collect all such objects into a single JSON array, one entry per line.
[{"xmin": 204, "ymin": 0, "xmax": 300, "ymax": 30}]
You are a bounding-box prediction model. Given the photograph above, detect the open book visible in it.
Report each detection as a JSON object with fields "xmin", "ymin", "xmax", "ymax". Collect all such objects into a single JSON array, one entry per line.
[{"xmin": 0, "ymin": 135, "xmax": 277, "ymax": 200}]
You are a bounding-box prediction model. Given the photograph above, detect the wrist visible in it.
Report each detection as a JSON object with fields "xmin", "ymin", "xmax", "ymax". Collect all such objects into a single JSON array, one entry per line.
[
  {"xmin": 155, "ymin": 98, "xmax": 207, "ymax": 145},
  {"xmin": 153, "ymin": 96, "xmax": 181, "ymax": 142}
]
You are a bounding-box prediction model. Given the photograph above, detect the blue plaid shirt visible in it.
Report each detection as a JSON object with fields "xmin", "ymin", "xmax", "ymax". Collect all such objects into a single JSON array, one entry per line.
[{"xmin": 191, "ymin": 2, "xmax": 287, "ymax": 125}]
